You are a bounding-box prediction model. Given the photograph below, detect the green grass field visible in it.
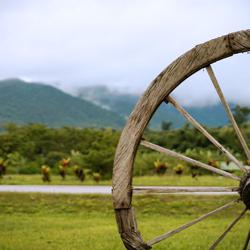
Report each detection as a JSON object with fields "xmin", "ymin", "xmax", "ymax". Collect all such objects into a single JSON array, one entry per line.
[
  {"xmin": 0, "ymin": 174, "xmax": 238, "ymax": 187},
  {"xmin": 0, "ymin": 192, "xmax": 248, "ymax": 250}
]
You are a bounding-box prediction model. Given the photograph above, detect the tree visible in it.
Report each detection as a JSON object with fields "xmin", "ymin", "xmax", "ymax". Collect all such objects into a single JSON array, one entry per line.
[
  {"xmin": 0, "ymin": 158, "xmax": 7, "ymax": 178},
  {"xmin": 161, "ymin": 121, "xmax": 172, "ymax": 131},
  {"xmin": 232, "ymin": 105, "xmax": 250, "ymax": 125}
]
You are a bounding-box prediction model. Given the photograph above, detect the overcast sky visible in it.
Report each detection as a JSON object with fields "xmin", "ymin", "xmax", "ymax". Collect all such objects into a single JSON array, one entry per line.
[{"xmin": 0, "ymin": 0, "xmax": 249, "ymax": 106}]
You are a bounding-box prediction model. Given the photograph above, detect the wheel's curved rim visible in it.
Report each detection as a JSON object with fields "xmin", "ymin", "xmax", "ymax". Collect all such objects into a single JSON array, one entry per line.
[{"xmin": 112, "ymin": 29, "xmax": 250, "ymax": 249}]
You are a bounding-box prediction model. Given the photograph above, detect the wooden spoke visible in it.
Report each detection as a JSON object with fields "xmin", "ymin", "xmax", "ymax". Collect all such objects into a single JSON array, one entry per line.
[
  {"xmin": 112, "ymin": 30, "xmax": 250, "ymax": 249},
  {"xmin": 166, "ymin": 96, "xmax": 246, "ymax": 172},
  {"xmin": 133, "ymin": 186, "xmax": 238, "ymax": 194},
  {"xmin": 147, "ymin": 199, "xmax": 239, "ymax": 246},
  {"xmin": 243, "ymin": 228, "xmax": 250, "ymax": 250},
  {"xmin": 206, "ymin": 65, "xmax": 250, "ymax": 163},
  {"xmin": 209, "ymin": 208, "xmax": 247, "ymax": 250},
  {"xmin": 141, "ymin": 140, "xmax": 240, "ymax": 181}
]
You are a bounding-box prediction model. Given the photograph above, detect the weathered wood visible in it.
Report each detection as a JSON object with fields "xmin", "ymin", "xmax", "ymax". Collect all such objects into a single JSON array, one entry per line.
[
  {"xmin": 141, "ymin": 140, "xmax": 240, "ymax": 181},
  {"xmin": 133, "ymin": 186, "xmax": 238, "ymax": 194},
  {"xmin": 112, "ymin": 30, "xmax": 250, "ymax": 250},
  {"xmin": 167, "ymin": 96, "xmax": 243, "ymax": 169},
  {"xmin": 115, "ymin": 208, "xmax": 151, "ymax": 250},
  {"xmin": 147, "ymin": 200, "xmax": 238, "ymax": 246},
  {"xmin": 113, "ymin": 30, "xmax": 250, "ymax": 210},
  {"xmin": 209, "ymin": 208, "xmax": 247, "ymax": 250},
  {"xmin": 228, "ymin": 30, "xmax": 250, "ymax": 53},
  {"xmin": 206, "ymin": 65, "xmax": 250, "ymax": 166}
]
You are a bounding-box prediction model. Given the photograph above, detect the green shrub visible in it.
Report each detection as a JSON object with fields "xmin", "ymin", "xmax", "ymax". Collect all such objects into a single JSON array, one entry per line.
[
  {"xmin": 18, "ymin": 165, "xmax": 38, "ymax": 174},
  {"xmin": 41, "ymin": 165, "xmax": 51, "ymax": 182},
  {"xmin": 73, "ymin": 165, "xmax": 85, "ymax": 182},
  {"xmin": 134, "ymin": 152, "xmax": 174, "ymax": 176},
  {"xmin": 173, "ymin": 164, "xmax": 185, "ymax": 175},
  {"xmin": 45, "ymin": 151, "xmax": 67, "ymax": 168},
  {"xmin": 93, "ymin": 172, "xmax": 101, "ymax": 183},
  {"xmin": 70, "ymin": 150, "xmax": 85, "ymax": 166},
  {"xmin": 154, "ymin": 159, "xmax": 168, "ymax": 175},
  {"xmin": 0, "ymin": 158, "xmax": 7, "ymax": 177},
  {"xmin": 6, "ymin": 152, "xmax": 27, "ymax": 174}
]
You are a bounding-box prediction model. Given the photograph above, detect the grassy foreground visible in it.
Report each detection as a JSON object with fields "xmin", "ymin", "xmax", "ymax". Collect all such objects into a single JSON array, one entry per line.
[
  {"xmin": 0, "ymin": 192, "xmax": 248, "ymax": 250},
  {"xmin": 0, "ymin": 174, "xmax": 238, "ymax": 186}
]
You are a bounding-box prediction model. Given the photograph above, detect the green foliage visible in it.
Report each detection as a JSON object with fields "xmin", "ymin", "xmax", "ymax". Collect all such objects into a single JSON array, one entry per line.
[
  {"xmin": 45, "ymin": 151, "xmax": 68, "ymax": 168},
  {"xmin": 154, "ymin": 159, "xmax": 168, "ymax": 175},
  {"xmin": 73, "ymin": 165, "xmax": 85, "ymax": 182},
  {"xmin": 233, "ymin": 105, "xmax": 250, "ymax": 124},
  {"xmin": 0, "ymin": 124, "xmax": 120, "ymax": 178},
  {"xmin": 0, "ymin": 174, "xmax": 236, "ymax": 186},
  {"xmin": 41, "ymin": 165, "xmax": 51, "ymax": 182},
  {"xmin": 82, "ymin": 128, "xmax": 119, "ymax": 178},
  {"xmin": 0, "ymin": 122, "xmax": 248, "ymax": 178},
  {"xmin": 161, "ymin": 121, "xmax": 172, "ymax": 131},
  {"xmin": 70, "ymin": 150, "xmax": 85, "ymax": 166},
  {"xmin": 0, "ymin": 158, "xmax": 7, "ymax": 177},
  {"xmin": 6, "ymin": 152, "xmax": 27, "ymax": 174},
  {"xmin": 173, "ymin": 164, "xmax": 185, "ymax": 175},
  {"xmin": 93, "ymin": 172, "xmax": 101, "ymax": 183},
  {"xmin": 135, "ymin": 152, "xmax": 168, "ymax": 176},
  {"xmin": 0, "ymin": 193, "xmax": 248, "ymax": 250},
  {"xmin": 58, "ymin": 165, "xmax": 67, "ymax": 180}
]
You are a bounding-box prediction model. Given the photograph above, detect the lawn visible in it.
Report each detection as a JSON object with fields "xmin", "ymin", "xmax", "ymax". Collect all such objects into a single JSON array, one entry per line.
[
  {"xmin": 0, "ymin": 174, "xmax": 238, "ymax": 187},
  {"xmin": 0, "ymin": 192, "xmax": 248, "ymax": 250}
]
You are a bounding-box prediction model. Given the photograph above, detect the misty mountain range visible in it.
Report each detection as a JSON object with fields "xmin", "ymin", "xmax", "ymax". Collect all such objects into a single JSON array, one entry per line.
[
  {"xmin": 0, "ymin": 79, "xmax": 124, "ymax": 128},
  {"xmin": 76, "ymin": 85, "xmax": 239, "ymax": 129},
  {"xmin": 0, "ymin": 78, "xmax": 247, "ymax": 130}
]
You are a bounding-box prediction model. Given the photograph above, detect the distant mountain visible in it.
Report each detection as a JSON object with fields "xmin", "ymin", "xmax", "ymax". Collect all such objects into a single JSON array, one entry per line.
[
  {"xmin": 77, "ymin": 85, "xmax": 246, "ymax": 129},
  {"xmin": 0, "ymin": 79, "xmax": 125, "ymax": 128},
  {"xmin": 152, "ymin": 103, "xmax": 232, "ymax": 129},
  {"xmin": 1, "ymin": 79, "xmax": 246, "ymax": 130},
  {"xmin": 77, "ymin": 85, "xmax": 138, "ymax": 119}
]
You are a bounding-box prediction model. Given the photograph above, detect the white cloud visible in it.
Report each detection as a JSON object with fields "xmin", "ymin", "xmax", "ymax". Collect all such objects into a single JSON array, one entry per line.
[{"xmin": 0, "ymin": 0, "xmax": 249, "ymax": 105}]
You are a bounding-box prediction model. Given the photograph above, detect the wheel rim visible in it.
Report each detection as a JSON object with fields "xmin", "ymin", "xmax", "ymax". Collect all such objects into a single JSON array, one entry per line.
[{"xmin": 112, "ymin": 29, "xmax": 250, "ymax": 250}]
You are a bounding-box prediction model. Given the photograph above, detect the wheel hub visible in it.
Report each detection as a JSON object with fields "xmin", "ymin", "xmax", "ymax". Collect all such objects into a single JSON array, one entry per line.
[{"xmin": 239, "ymin": 172, "xmax": 250, "ymax": 209}]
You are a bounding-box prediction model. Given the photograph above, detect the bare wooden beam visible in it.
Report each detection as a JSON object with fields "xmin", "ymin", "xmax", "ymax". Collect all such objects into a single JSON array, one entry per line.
[
  {"xmin": 141, "ymin": 140, "xmax": 240, "ymax": 181},
  {"xmin": 147, "ymin": 199, "xmax": 239, "ymax": 246},
  {"xmin": 166, "ymin": 96, "xmax": 246, "ymax": 172},
  {"xmin": 243, "ymin": 228, "xmax": 250, "ymax": 250},
  {"xmin": 133, "ymin": 186, "xmax": 238, "ymax": 194},
  {"xmin": 206, "ymin": 65, "xmax": 250, "ymax": 163},
  {"xmin": 209, "ymin": 208, "xmax": 247, "ymax": 250}
]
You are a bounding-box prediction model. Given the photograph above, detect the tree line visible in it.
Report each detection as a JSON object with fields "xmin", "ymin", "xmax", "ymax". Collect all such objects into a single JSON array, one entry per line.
[{"xmin": 0, "ymin": 121, "xmax": 249, "ymax": 179}]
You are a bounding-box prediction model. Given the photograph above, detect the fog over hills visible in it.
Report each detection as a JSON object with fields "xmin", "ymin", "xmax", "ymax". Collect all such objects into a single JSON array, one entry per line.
[
  {"xmin": 1, "ymin": 1, "xmax": 249, "ymax": 108},
  {"xmin": 0, "ymin": 78, "xmax": 248, "ymax": 129},
  {"xmin": 76, "ymin": 85, "xmax": 246, "ymax": 129}
]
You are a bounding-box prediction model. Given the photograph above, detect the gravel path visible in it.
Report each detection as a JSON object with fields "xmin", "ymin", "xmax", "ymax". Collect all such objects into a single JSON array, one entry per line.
[
  {"xmin": 0, "ymin": 185, "xmax": 238, "ymax": 196},
  {"xmin": 0, "ymin": 185, "xmax": 112, "ymax": 194}
]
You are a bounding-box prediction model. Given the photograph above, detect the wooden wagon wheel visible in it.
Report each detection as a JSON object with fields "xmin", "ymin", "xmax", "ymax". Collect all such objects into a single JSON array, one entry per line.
[{"xmin": 112, "ymin": 29, "xmax": 250, "ymax": 250}]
